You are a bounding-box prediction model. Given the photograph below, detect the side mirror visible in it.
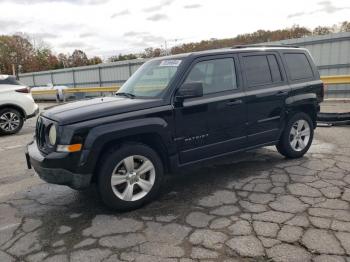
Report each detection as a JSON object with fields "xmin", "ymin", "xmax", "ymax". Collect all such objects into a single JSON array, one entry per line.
[{"xmin": 176, "ymin": 82, "xmax": 203, "ymax": 101}]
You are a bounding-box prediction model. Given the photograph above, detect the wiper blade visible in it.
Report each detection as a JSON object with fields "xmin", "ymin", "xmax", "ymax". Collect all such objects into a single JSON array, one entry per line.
[{"xmin": 115, "ymin": 92, "xmax": 136, "ymax": 98}]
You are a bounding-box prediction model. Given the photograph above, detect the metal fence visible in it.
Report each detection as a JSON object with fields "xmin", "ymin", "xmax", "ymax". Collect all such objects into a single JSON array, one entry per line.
[
  {"xmin": 19, "ymin": 32, "xmax": 350, "ymax": 98},
  {"xmin": 30, "ymin": 75, "xmax": 350, "ymax": 103},
  {"xmin": 19, "ymin": 59, "xmax": 147, "ymax": 89}
]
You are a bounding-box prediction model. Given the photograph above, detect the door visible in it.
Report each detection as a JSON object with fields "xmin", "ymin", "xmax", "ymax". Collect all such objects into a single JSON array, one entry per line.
[
  {"xmin": 174, "ymin": 55, "xmax": 247, "ymax": 164},
  {"xmin": 239, "ymin": 52, "xmax": 290, "ymax": 146}
]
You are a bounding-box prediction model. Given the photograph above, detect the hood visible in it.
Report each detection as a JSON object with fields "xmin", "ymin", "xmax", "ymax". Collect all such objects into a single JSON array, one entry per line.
[{"xmin": 43, "ymin": 97, "xmax": 163, "ymax": 125}]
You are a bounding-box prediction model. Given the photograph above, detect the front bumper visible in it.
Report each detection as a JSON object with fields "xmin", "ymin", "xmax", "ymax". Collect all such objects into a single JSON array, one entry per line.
[{"xmin": 25, "ymin": 141, "xmax": 92, "ymax": 189}]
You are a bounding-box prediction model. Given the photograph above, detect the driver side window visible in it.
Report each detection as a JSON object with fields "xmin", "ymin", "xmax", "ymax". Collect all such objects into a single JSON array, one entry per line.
[{"xmin": 184, "ymin": 58, "xmax": 237, "ymax": 95}]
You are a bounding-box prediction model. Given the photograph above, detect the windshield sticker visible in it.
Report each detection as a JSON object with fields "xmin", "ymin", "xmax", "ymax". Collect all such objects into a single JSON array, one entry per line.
[{"xmin": 159, "ymin": 60, "xmax": 182, "ymax": 67}]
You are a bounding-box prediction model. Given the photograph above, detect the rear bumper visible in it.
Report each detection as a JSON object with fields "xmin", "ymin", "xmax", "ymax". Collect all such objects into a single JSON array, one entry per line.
[
  {"xmin": 26, "ymin": 106, "xmax": 39, "ymax": 119},
  {"xmin": 26, "ymin": 141, "xmax": 92, "ymax": 189}
]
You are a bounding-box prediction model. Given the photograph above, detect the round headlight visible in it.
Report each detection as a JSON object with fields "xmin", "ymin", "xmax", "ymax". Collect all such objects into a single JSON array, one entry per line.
[{"xmin": 48, "ymin": 125, "xmax": 57, "ymax": 145}]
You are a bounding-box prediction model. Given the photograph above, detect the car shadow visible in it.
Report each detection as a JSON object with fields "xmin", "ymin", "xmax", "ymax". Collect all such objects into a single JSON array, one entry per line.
[
  {"xmin": 4, "ymin": 146, "xmax": 303, "ymax": 248},
  {"xmin": 10, "ymin": 147, "xmax": 286, "ymax": 219}
]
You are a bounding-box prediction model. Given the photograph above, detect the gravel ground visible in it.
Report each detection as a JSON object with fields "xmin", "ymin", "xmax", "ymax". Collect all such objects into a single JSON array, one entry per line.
[{"xmin": 0, "ymin": 101, "xmax": 349, "ymax": 262}]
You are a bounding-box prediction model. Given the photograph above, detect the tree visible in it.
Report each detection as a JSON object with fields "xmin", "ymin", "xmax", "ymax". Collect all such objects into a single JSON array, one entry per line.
[
  {"xmin": 47, "ymin": 53, "xmax": 60, "ymax": 70},
  {"xmin": 0, "ymin": 35, "xmax": 104, "ymax": 74},
  {"xmin": 170, "ymin": 25, "xmax": 313, "ymax": 55},
  {"xmin": 11, "ymin": 34, "xmax": 35, "ymax": 75},
  {"xmin": 68, "ymin": 49, "xmax": 89, "ymax": 67},
  {"xmin": 109, "ymin": 53, "xmax": 137, "ymax": 62},
  {"xmin": 0, "ymin": 34, "xmax": 35, "ymax": 75},
  {"xmin": 340, "ymin": 21, "xmax": 350, "ymax": 32},
  {"xmin": 141, "ymin": 47, "xmax": 163, "ymax": 58},
  {"xmin": 0, "ymin": 35, "xmax": 13, "ymax": 74},
  {"xmin": 313, "ymin": 26, "xmax": 332, "ymax": 35},
  {"xmin": 32, "ymin": 48, "xmax": 60, "ymax": 71},
  {"xmin": 57, "ymin": 53, "xmax": 69, "ymax": 68},
  {"xmin": 89, "ymin": 56, "xmax": 103, "ymax": 65},
  {"xmin": 142, "ymin": 48, "xmax": 154, "ymax": 58},
  {"xmin": 289, "ymin": 25, "xmax": 311, "ymax": 38}
]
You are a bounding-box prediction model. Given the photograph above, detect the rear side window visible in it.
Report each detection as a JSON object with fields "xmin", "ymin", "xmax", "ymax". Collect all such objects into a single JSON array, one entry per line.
[
  {"xmin": 242, "ymin": 54, "xmax": 282, "ymax": 87},
  {"xmin": 184, "ymin": 58, "xmax": 237, "ymax": 95},
  {"xmin": 284, "ymin": 53, "xmax": 314, "ymax": 81}
]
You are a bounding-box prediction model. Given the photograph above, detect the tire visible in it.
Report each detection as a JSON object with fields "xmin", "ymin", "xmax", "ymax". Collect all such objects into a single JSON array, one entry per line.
[
  {"xmin": 276, "ymin": 112, "xmax": 314, "ymax": 159},
  {"xmin": 0, "ymin": 108, "xmax": 24, "ymax": 135},
  {"xmin": 97, "ymin": 143, "xmax": 164, "ymax": 211}
]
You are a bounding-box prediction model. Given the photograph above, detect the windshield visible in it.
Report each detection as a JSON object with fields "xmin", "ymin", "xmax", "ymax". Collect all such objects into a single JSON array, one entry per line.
[
  {"xmin": 117, "ymin": 59, "xmax": 182, "ymax": 98},
  {"xmin": 0, "ymin": 76, "xmax": 22, "ymax": 86}
]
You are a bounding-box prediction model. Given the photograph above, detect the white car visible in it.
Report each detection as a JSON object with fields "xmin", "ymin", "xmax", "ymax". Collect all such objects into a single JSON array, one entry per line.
[{"xmin": 0, "ymin": 75, "xmax": 39, "ymax": 135}]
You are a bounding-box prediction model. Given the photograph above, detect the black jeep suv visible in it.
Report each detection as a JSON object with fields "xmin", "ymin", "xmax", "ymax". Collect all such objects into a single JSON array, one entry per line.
[{"xmin": 26, "ymin": 46, "xmax": 324, "ymax": 210}]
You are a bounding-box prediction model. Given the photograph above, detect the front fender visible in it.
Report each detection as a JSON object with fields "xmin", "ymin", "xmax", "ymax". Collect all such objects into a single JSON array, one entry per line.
[{"xmin": 78, "ymin": 117, "xmax": 173, "ymax": 173}]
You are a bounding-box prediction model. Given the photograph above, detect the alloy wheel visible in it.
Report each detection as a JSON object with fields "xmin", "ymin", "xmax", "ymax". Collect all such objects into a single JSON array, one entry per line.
[
  {"xmin": 0, "ymin": 112, "xmax": 20, "ymax": 132},
  {"xmin": 110, "ymin": 155, "xmax": 156, "ymax": 201},
  {"xmin": 289, "ymin": 119, "xmax": 311, "ymax": 152}
]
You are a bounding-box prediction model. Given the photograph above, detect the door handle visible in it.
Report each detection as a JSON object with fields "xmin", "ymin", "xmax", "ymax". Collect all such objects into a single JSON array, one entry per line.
[
  {"xmin": 226, "ymin": 99, "xmax": 243, "ymax": 106},
  {"xmin": 276, "ymin": 91, "xmax": 288, "ymax": 96}
]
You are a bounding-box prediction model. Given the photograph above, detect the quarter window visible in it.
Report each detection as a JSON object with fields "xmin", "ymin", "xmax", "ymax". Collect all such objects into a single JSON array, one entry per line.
[
  {"xmin": 184, "ymin": 58, "xmax": 237, "ymax": 95},
  {"xmin": 284, "ymin": 53, "xmax": 314, "ymax": 80}
]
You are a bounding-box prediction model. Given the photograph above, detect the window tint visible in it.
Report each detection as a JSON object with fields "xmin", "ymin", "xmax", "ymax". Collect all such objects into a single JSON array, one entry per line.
[
  {"xmin": 0, "ymin": 76, "xmax": 22, "ymax": 85},
  {"xmin": 267, "ymin": 55, "xmax": 282, "ymax": 82},
  {"xmin": 284, "ymin": 53, "xmax": 313, "ymax": 80},
  {"xmin": 243, "ymin": 55, "xmax": 272, "ymax": 86},
  {"xmin": 184, "ymin": 58, "xmax": 237, "ymax": 95},
  {"xmin": 243, "ymin": 54, "xmax": 283, "ymax": 87}
]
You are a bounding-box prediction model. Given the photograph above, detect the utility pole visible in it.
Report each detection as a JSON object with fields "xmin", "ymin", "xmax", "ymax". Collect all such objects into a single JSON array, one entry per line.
[{"xmin": 164, "ymin": 38, "xmax": 181, "ymax": 55}]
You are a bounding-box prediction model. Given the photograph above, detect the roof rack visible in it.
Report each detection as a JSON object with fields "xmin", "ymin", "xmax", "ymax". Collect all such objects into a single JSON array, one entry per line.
[{"xmin": 232, "ymin": 44, "xmax": 300, "ymax": 49}]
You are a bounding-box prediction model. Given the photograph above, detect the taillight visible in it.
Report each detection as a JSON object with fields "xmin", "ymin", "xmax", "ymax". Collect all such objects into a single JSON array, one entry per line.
[
  {"xmin": 323, "ymin": 83, "xmax": 328, "ymax": 91},
  {"xmin": 319, "ymin": 82, "xmax": 326, "ymax": 102},
  {"xmin": 15, "ymin": 87, "xmax": 30, "ymax": 93},
  {"xmin": 322, "ymin": 83, "xmax": 327, "ymax": 98}
]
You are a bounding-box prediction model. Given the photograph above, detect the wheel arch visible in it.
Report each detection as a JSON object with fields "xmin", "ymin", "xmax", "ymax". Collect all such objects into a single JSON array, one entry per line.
[
  {"xmin": 91, "ymin": 133, "xmax": 170, "ymax": 182},
  {"xmin": 0, "ymin": 103, "xmax": 26, "ymax": 119},
  {"xmin": 79, "ymin": 118, "xmax": 175, "ymax": 181},
  {"xmin": 286, "ymin": 94, "xmax": 318, "ymax": 128}
]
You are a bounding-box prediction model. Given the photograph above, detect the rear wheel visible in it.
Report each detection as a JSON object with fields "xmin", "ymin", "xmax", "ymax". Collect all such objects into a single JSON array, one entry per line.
[
  {"xmin": 0, "ymin": 108, "xmax": 24, "ymax": 135},
  {"xmin": 97, "ymin": 143, "xmax": 164, "ymax": 211},
  {"xmin": 276, "ymin": 112, "xmax": 314, "ymax": 158}
]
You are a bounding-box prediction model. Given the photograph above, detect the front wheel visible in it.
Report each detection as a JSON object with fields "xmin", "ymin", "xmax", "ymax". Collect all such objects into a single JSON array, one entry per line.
[
  {"xmin": 276, "ymin": 112, "xmax": 314, "ymax": 159},
  {"xmin": 97, "ymin": 143, "xmax": 164, "ymax": 211},
  {"xmin": 0, "ymin": 108, "xmax": 24, "ymax": 135}
]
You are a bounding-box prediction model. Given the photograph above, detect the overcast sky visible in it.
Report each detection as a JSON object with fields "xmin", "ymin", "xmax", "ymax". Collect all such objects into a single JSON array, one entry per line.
[{"xmin": 0, "ymin": 0, "xmax": 349, "ymax": 58}]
